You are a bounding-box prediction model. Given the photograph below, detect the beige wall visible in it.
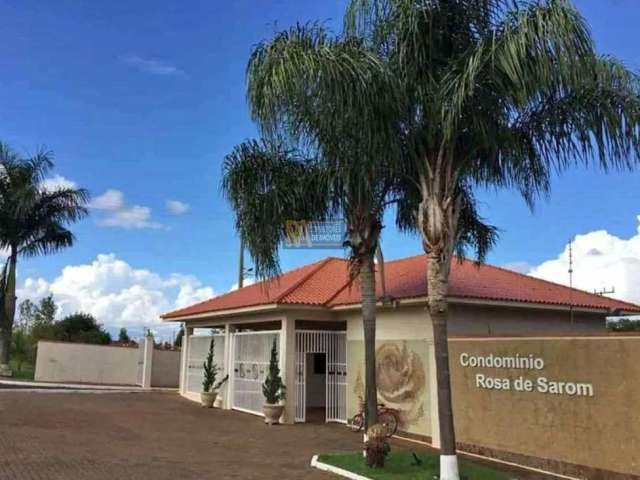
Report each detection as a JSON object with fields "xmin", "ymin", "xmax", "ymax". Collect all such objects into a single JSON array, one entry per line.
[
  {"xmin": 151, "ymin": 348, "xmax": 180, "ymax": 387},
  {"xmin": 35, "ymin": 340, "xmax": 181, "ymax": 387},
  {"xmin": 344, "ymin": 306, "xmax": 434, "ymax": 436},
  {"xmin": 449, "ymin": 336, "xmax": 640, "ymax": 478},
  {"xmin": 448, "ymin": 303, "xmax": 605, "ymax": 336},
  {"xmin": 35, "ymin": 341, "xmax": 140, "ymax": 385},
  {"xmin": 341, "ymin": 302, "xmax": 605, "ymax": 438}
]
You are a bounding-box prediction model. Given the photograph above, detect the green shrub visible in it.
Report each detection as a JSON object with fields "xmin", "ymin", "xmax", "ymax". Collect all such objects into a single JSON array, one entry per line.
[
  {"xmin": 262, "ymin": 338, "xmax": 286, "ymax": 404},
  {"xmin": 202, "ymin": 338, "xmax": 219, "ymax": 393}
]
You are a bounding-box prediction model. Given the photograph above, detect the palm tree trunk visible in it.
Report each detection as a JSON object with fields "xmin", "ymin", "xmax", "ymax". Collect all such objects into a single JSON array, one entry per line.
[
  {"xmin": 360, "ymin": 255, "xmax": 378, "ymax": 430},
  {"xmin": 0, "ymin": 248, "xmax": 18, "ymax": 375},
  {"xmin": 238, "ymin": 238, "xmax": 245, "ymax": 289},
  {"xmin": 427, "ymin": 252, "xmax": 459, "ymax": 480}
]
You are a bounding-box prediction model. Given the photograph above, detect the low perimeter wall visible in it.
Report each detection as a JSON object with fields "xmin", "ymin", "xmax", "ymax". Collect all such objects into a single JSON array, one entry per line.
[
  {"xmin": 35, "ymin": 341, "xmax": 140, "ymax": 385},
  {"xmin": 449, "ymin": 335, "xmax": 640, "ymax": 479},
  {"xmin": 35, "ymin": 340, "xmax": 180, "ymax": 387}
]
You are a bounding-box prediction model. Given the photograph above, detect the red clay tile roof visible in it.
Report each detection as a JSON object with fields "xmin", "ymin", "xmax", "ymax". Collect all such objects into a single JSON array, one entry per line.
[{"xmin": 161, "ymin": 254, "xmax": 640, "ymax": 319}]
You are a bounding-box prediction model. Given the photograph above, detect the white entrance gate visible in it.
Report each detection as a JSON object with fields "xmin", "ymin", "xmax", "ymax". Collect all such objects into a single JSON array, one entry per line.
[
  {"xmin": 186, "ymin": 334, "xmax": 225, "ymax": 394},
  {"xmin": 231, "ymin": 331, "xmax": 280, "ymax": 415},
  {"xmin": 295, "ymin": 330, "xmax": 347, "ymax": 423}
]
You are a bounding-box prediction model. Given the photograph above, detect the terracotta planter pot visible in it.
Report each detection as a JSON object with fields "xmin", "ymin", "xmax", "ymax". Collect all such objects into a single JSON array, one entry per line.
[
  {"xmin": 201, "ymin": 391, "xmax": 217, "ymax": 408},
  {"xmin": 263, "ymin": 403, "xmax": 284, "ymax": 425}
]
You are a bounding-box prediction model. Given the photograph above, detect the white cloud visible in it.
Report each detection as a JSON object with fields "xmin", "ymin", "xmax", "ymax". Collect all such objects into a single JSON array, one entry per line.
[
  {"xmin": 229, "ymin": 277, "xmax": 256, "ymax": 292},
  {"xmin": 100, "ymin": 205, "xmax": 163, "ymax": 230},
  {"xmin": 502, "ymin": 261, "xmax": 533, "ymax": 274},
  {"xmin": 90, "ymin": 189, "xmax": 163, "ymax": 229},
  {"xmin": 529, "ymin": 215, "xmax": 640, "ymax": 305},
  {"xmin": 120, "ymin": 55, "xmax": 185, "ymax": 76},
  {"xmin": 166, "ymin": 199, "xmax": 190, "ymax": 215},
  {"xmin": 16, "ymin": 254, "xmax": 214, "ymax": 340},
  {"xmin": 91, "ymin": 189, "xmax": 124, "ymax": 210},
  {"xmin": 40, "ymin": 175, "xmax": 77, "ymax": 192}
]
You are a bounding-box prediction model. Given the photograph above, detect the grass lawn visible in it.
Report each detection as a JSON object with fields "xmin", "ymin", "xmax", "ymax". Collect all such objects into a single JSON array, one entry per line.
[
  {"xmin": 9, "ymin": 359, "xmax": 35, "ymax": 380},
  {"xmin": 317, "ymin": 451, "xmax": 512, "ymax": 480}
]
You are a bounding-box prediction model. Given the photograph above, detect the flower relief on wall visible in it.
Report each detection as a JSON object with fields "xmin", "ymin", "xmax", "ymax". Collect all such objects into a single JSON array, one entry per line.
[{"xmin": 353, "ymin": 341, "xmax": 426, "ymax": 430}]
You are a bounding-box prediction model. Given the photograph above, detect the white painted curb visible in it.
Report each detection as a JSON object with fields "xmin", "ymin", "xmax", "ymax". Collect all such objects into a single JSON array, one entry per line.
[
  {"xmin": 0, "ymin": 379, "xmax": 176, "ymax": 392},
  {"xmin": 0, "ymin": 388, "xmax": 148, "ymax": 394},
  {"xmin": 310, "ymin": 455, "xmax": 374, "ymax": 480}
]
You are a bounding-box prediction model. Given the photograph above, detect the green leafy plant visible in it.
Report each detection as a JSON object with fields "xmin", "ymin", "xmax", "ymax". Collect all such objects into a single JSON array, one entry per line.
[
  {"xmin": 262, "ymin": 338, "xmax": 285, "ymax": 404},
  {"xmin": 202, "ymin": 338, "xmax": 219, "ymax": 393}
]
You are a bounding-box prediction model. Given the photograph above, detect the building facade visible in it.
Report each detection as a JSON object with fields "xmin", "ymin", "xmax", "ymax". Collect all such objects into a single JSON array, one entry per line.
[{"xmin": 162, "ymin": 254, "xmax": 638, "ymax": 441}]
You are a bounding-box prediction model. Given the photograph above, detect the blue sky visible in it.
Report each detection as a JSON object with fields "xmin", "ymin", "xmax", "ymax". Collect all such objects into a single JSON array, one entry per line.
[{"xmin": 2, "ymin": 0, "xmax": 640, "ymax": 337}]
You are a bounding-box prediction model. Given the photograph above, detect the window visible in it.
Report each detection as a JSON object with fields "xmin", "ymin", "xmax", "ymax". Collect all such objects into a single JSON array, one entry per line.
[{"xmin": 313, "ymin": 353, "xmax": 326, "ymax": 375}]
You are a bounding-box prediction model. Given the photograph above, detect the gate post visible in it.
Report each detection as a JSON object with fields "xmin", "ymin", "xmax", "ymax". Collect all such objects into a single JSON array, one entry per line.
[
  {"xmin": 280, "ymin": 316, "xmax": 296, "ymax": 424},
  {"xmin": 141, "ymin": 333, "xmax": 154, "ymax": 389},
  {"xmin": 223, "ymin": 323, "xmax": 232, "ymax": 409},
  {"xmin": 179, "ymin": 326, "xmax": 193, "ymax": 395}
]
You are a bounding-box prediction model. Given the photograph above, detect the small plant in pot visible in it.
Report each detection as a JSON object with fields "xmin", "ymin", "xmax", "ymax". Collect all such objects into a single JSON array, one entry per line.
[
  {"xmin": 201, "ymin": 338, "xmax": 220, "ymax": 408},
  {"xmin": 262, "ymin": 338, "xmax": 286, "ymax": 424}
]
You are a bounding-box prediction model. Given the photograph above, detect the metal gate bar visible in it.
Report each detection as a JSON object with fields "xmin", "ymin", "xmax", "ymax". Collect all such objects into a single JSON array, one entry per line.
[
  {"xmin": 186, "ymin": 334, "xmax": 225, "ymax": 394},
  {"xmin": 295, "ymin": 330, "xmax": 347, "ymax": 423},
  {"xmin": 231, "ymin": 330, "xmax": 280, "ymax": 416}
]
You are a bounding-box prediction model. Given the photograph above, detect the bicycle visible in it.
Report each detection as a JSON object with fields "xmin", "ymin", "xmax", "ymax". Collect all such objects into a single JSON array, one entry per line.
[{"xmin": 350, "ymin": 397, "xmax": 399, "ymax": 437}]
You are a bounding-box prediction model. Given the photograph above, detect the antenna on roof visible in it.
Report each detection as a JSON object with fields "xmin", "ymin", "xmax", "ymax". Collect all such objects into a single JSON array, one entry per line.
[
  {"xmin": 594, "ymin": 287, "xmax": 615, "ymax": 296},
  {"xmin": 568, "ymin": 239, "xmax": 574, "ymax": 325}
]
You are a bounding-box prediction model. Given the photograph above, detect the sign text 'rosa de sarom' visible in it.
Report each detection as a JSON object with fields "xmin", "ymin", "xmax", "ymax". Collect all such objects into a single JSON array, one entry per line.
[{"xmin": 459, "ymin": 352, "xmax": 594, "ymax": 397}]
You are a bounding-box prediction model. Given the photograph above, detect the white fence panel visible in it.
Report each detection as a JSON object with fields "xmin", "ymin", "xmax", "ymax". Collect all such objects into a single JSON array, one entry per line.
[
  {"xmin": 231, "ymin": 331, "xmax": 280, "ymax": 415},
  {"xmin": 295, "ymin": 331, "xmax": 346, "ymax": 423},
  {"xmin": 187, "ymin": 335, "xmax": 225, "ymax": 394}
]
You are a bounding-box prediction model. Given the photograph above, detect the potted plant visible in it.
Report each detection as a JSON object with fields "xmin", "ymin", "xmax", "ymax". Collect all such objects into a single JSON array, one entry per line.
[
  {"xmin": 262, "ymin": 338, "xmax": 286, "ymax": 424},
  {"xmin": 201, "ymin": 338, "xmax": 220, "ymax": 408}
]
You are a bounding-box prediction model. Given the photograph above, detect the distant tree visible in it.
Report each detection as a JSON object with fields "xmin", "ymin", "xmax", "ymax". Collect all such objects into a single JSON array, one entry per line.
[
  {"xmin": 13, "ymin": 296, "xmax": 57, "ymax": 369},
  {"xmin": 28, "ymin": 296, "xmax": 59, "ymax": 343},
  {"xmin": 10, "ymin": 329, "xmax": 32, "ymax": 373},
  {"xmin": 174, "ymin": 325, "xmax": 184, "ymax": 348},
  {"xmin": 17, "ymin": 299, "xmax": 37, "ymax": 332},
  {"xmin": 0, "ymin": 143, "xmax": 88, "ymax": 375},
  {"xmin": 36, "ymin": 296, "xmax": 57, "ymax": 325},
  {"xmin": 56, "ymin": 313, "xmax": 111, "ymax": 345},
  {"xmin": 118, "ymin": 327, "xmax": 130, "ymax": 343}
]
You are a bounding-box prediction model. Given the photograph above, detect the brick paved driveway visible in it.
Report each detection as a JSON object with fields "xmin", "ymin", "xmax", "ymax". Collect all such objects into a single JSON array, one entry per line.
[{"xmin": 0, "ymin": 391, "xmax": 546, "ymax": 479}]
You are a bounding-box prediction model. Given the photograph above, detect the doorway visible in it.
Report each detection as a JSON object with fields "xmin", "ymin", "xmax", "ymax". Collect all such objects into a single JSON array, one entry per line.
[
  {"xmin": 305, "ymin": 352, "xmax": 326, "ymax": 423},
  {"xmin": 294, "ymin": 330, "xmax": 347, "ymax": 423}
]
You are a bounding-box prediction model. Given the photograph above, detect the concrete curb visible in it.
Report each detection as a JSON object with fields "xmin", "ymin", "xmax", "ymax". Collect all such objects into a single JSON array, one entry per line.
[
  {"xmin": 310, "ymin": 455, "xmax": 373, "ymax": 480},
  {"xmin": 0, "ymin": 388, "xmax": 149, "ymax": 394},
  {"xmin": 0, "ymin": 379, "xmax": 177, "ymax": 391}
]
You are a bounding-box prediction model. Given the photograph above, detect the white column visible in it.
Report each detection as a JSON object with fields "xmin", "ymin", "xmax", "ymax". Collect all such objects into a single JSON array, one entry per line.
[
  {"xmin": 428, "ymin": 341, "xmax": 440, "ymax": 448},
  {"xmin": 280, "ymin": 315, "xmax": 296, "ymax": 424},
  {"xmin": 141, "ymin": 334, "xmax": 154, "ymax": 389},
  {"xmin": 179, "ymin": 326, "xmax": 193, "ymax": 395},
  {"xmin": 223, "ymin": 323, "xmax": 232, "ymax": 409}
]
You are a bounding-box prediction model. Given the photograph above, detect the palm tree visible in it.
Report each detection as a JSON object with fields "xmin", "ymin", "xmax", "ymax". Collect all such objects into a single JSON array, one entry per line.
[
  {"xmin": 0, "ymin": 143, "xmax": 88, "ymax": 376},
  {"xmin": 223, "ymin": 24, "xmax": 406, "ymax": 432},
  {"xmin": 344, "ymin": 1, "xmax": 640, "ymax": 478},
  {"xmin": 222, "ymin": 136, "xmax": 389, "ymax": 429}
]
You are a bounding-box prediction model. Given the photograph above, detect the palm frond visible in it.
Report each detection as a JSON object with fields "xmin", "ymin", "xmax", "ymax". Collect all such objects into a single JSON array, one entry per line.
[
  {"xmin": 453, "ymin": 184, "xmax": 499, "ymax": 263},
  {"xmin": 0, "ymin": 142, "xmax": 89, "ymax": 261},
  {"xmin": 221, "ymin": 139, "xmax": 330, "ymax": 280}
]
